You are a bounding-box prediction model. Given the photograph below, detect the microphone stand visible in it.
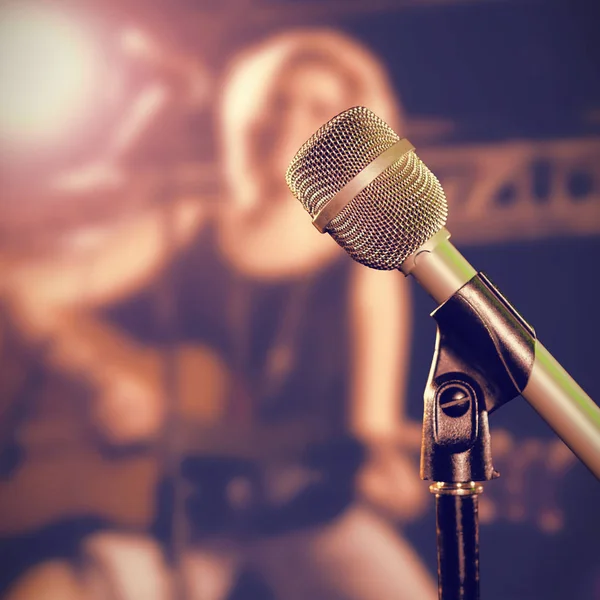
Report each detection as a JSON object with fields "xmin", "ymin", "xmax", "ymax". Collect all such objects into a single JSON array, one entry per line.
[{"xmin": 419, "ymin": 272, "xmax": 543, "ymax": 600}]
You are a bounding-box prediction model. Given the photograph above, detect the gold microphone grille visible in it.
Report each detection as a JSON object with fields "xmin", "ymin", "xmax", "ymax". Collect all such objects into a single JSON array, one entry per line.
[
  {"xmin": 286, "ymin": 106, "xmax": 401, "ymax": 217},
  {"xmin": 286, "ymin": 106, "xmax": 448, "ymax": 270}
]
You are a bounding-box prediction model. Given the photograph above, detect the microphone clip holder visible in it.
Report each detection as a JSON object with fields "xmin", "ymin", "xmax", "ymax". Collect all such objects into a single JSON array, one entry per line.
[{"xmin": 420, "ymin": 272, "xmax": 537, "ymax": 600}]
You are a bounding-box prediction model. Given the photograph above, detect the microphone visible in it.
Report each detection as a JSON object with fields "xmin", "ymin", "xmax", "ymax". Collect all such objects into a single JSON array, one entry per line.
[{"xmin": 286, "ymin": 106, "xmax": 600, "ymax": 480}]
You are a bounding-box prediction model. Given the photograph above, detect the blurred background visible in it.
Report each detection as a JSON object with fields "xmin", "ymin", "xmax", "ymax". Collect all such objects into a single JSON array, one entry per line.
[{"xmin": 0, "ymin": 0, "xmax": 599, "ymax": 598}]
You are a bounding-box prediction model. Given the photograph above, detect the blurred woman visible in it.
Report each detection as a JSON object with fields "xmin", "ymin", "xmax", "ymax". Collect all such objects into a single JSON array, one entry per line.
[{"xmin": 1, "ymin": 28, "xmax": 435, "ymax": 600}]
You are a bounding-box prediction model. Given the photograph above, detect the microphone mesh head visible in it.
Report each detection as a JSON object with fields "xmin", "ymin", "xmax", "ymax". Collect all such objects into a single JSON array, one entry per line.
[{"xmin": 286, "ymin": 106, "xmax": 448, "ymax": 270}]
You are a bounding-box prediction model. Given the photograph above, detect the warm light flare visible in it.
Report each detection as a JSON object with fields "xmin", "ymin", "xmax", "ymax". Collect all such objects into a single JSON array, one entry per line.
[{"xmin": 0, "ymin": 3, "xmax": 102, "ymax": 148}]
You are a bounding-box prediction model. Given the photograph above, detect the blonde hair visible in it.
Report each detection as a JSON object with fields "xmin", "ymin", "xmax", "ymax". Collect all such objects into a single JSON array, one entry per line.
[{"xmin": 219, "ymin": 28, "xmax": 405, "ymax": 209}]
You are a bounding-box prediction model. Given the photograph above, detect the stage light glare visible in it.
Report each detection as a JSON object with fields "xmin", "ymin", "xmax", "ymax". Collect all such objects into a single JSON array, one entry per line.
[{"xmin": 0, "ymin": 3, "xmax": 102, "ymax": 148}]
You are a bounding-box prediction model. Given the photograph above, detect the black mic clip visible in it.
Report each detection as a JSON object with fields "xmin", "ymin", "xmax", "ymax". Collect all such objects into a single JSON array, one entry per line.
[{"xmin": 420, "ymin": 272, "xmax": 537, "ymax": 483}]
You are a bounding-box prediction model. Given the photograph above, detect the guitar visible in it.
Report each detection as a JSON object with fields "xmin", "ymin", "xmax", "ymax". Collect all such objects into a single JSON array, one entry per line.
[{"xmin": 0, "ymin": 339, "xmax": 578, "ymax": 537}]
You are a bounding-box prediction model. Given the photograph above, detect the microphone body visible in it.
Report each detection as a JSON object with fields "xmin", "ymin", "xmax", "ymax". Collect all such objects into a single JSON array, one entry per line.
[{"xmin": 286, "ymin": 106, "xmax": 600, "ymax": 480}]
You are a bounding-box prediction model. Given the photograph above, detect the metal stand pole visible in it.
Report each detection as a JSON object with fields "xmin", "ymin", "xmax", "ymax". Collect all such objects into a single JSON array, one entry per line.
[{"xmin": 431, "ymin": 482, "xmax": 483, "ymax": 600}]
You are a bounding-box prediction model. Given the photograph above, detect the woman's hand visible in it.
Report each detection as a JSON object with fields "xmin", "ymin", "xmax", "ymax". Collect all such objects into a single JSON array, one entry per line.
[
  {"xmin": 356, "ymin": 428, "xmax": 429, "ymax": 524},
  {"xmin": 89, "ymin": 360, "xmax": 166, "ymax": 447}
]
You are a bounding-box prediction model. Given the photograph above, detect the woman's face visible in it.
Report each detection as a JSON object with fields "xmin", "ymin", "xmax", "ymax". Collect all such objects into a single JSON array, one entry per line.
[{"xmin": 266, "ymin": 61, "xmax": 354, "ymax": 181}]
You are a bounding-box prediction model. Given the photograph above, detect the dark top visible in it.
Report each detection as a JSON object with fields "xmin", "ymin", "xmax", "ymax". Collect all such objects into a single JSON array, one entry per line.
[{"xmin": 101, "ymin": 223, "xmax": 353, "ymax": 437}]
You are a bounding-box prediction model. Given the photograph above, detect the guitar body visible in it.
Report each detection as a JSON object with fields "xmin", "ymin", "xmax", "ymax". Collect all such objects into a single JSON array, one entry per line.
[{"xmin": 0, "ymin": 342, "xmax": 361, "ymax": 538}]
